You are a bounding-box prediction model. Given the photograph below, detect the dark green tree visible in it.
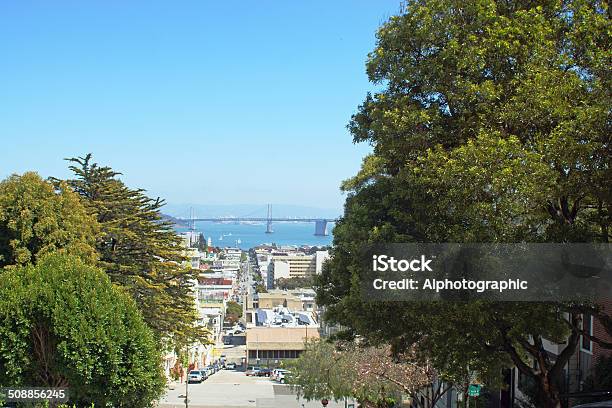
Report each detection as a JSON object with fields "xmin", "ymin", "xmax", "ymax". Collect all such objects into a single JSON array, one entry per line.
[
  {"xmin": 197, "ymin": 232, "xmax": 207, "ymax": 251},
  {"xmin": 317, "ymin": 1, "xmax": 611, "ymax": 407},
  {"xmin": 0, "ymin": 253, "xmax": 165, "ymax": 407},
  {"xmin": 578, "ymin": 355, "xmax": 612, "ymax": 404},
  {"xmin": 225, "ymin": 300, "xmax": 243, "ymax": 324},
  {"xmin": 0, "ymin": 172, "xmax": 98, "ymax": 268},
  {"xmin": 60, "ymin": 154, "xmax": 208, "ymax": 343},
  {"xmin": 275, "ymin": 276, "xmax": 314, "ymax": 290}
]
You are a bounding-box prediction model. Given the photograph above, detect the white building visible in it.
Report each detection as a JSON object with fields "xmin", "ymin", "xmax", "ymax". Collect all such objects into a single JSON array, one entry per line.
[
  {"xmin": 315, "ymin": 250, "xmax": 330, "ymax": 274},
  {"xmin": 270, "ymin": 254, "xmax": 316, "ymax": 280}
]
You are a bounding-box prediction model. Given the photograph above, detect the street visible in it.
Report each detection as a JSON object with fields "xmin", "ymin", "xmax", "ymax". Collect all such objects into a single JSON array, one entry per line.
[{"xmin": 158, "ymin": 369, "xmax": 354, "ymax": 408}]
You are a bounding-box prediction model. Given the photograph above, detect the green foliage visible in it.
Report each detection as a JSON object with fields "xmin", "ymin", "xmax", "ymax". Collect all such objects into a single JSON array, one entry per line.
[
  {"xmin": 225, "ymin": 300, "xmax": 243, "ymax": 324},
  {"xmin": 318, "ymin": 1, "xmax": 611, "ymax": 407},
  {"xmin": 291, "ymin": 340, "xmax": 438, "ymax": 407},
  {"xmin": 0, "ymin": 253, "xmax": 165, "ymax": 407},
  {"xmin": 275, "ymin": 276, "xmax": 314, "ymax": 290},
  {"xmin": 60, "ymin": 154, "xmax": 209, "ymax": 344},
  {"xmin": 226, "ymin": 300, "xmax": 243, "ymax": 318},
  {"xmin": 579, "ymin": 356, "xmax": 612, "ymax": 404},
  {"xmin": 197, "ymin": 232, "xmax": 207, "ymax": 251},
  {"xmin": 0, "ymin": 172, "xmax": 98, "ymax": 268},
  {"xmin": 256, "ymin": 283, "xmax": 268, "ymax": 293},
  {"xmin": 289, "ymin": 340, "xmax": 353, "ymax": 401}
]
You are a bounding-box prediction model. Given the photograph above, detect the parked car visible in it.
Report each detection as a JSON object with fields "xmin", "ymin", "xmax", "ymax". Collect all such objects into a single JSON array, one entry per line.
[
  {"xmin": 188, "ymin": 370, "xmax": 205, "ymax": 383},
  {"xmin": 257, "ymin": 368, "xmax": 273, "ymax": 377},
  {"xmin": 245, "ymin": 366, "xmax": 261, "ymax": 376},
  {"xmin": 271, "ymin": 368, "xmax": 288, "ymax": 381},
  {"xmin": 225, "ymin": 362, "xmax": 236, "ymax": 369},
  {"xmin": 276, "ymin": 370, "xmax": 291, "ymax": 384}
]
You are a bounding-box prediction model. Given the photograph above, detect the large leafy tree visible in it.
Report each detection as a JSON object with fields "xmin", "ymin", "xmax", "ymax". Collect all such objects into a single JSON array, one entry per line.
[
  {"xmin": 291, "ymin": 340, "xmax": 447, "ymax": 408},
  {"xmin": 0, "ymin": 172, "xmax": 98, "ymax": 268},
  {"xmin": 0, "ymin": 253, "xmax": 165, "ymax": 407},
  {"xmin": 59, "ymin": 154, "xmax": 208, "ymax": 343},
  {"xmin": 317, "ymin": 1, "xmax": 610, "ymax": 407}
]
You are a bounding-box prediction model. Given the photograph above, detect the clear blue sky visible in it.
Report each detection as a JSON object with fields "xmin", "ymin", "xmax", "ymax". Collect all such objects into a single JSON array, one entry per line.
[{"xmin": 0, "ymin": 1, "xmax": 401, "ymax": 214}]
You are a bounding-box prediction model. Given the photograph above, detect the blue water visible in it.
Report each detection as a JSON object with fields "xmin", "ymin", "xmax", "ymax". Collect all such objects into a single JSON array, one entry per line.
[{"xmin": 176, "ymin": 221, "xmax": 334, "ymax": 249}]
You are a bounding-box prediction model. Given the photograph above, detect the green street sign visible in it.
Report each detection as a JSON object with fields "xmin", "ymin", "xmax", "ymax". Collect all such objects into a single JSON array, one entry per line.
[{"xmin": 468, "ymin": 384, "xmax": 481, "ymax": 397}]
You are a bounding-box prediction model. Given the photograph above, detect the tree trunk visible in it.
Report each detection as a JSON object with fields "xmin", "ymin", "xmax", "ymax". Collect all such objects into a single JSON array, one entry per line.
[{"xmin": 536, "ymin": 374, "xmax": 562, "ymax": 408}]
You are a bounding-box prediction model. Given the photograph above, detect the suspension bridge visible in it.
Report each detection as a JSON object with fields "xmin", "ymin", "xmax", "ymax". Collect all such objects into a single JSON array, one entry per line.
[{"xmin": 177, "ymin": 205, "xmax": 337, "ymax": 236}]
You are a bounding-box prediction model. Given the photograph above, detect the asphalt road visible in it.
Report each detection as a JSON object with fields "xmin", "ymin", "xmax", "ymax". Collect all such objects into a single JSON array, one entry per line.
[{"xmin": 158, "ymin": 369, "xmax": 355, "ymax": 408}]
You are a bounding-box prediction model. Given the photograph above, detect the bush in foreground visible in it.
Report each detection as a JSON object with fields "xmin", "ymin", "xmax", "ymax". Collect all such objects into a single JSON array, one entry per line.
[{"xmin": 0, "ymin": 253, "xmax": 165, "ymax": 407}]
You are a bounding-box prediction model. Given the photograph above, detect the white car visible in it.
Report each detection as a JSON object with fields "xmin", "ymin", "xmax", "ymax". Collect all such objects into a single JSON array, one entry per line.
[
  {"xmin": 276, "ymin": 370, "xmax": 291, "ymax": 384},
  {"xmin": 188, "ymin": 370, "xmax": 205, "ymax": 383}
]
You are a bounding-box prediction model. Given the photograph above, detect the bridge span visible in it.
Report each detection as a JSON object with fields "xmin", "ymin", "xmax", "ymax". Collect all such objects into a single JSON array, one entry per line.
[{"xmin": 177, "ymin": 217, "xmax": 337, "ymax": 236}]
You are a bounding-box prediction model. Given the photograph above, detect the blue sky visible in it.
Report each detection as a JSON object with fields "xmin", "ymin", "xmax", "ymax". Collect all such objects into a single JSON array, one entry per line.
[{"xmin": 0, "ymin": 1, "xmax": 401, "ymax": 214}]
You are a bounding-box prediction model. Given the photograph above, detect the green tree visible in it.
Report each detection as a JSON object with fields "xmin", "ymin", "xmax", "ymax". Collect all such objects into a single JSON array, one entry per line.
[
  {"xmin": 0, "ymin": 253, "xmax": 165, "ymax": 407},
  {"xmin": 59, "ymin": 154, "xmax": 208, "ymax": 344},
  {"xmin": 275, "ymin": 276, "xmax": 314, "ymax": 290},
  {"xmin": 578, "ymin": 355, "xmax": 612, "ymax": 404},
  {"xmin": 317, "ymin": 1, "xmax": 611, "ymax": 408},
  {"xmin": 291, "ymin": 340, "xmax": 446, "ymax": 408},
  {"xmin": 0, "ymin": 172, "xmax": 99, "ymax": 268},
  {"xmin": 225, "ymin": 300, "xmax": 243, "ymax": 324},
  {"xmin": 197, "ymin": 232, "xmax": 207, "ymax": 251}
]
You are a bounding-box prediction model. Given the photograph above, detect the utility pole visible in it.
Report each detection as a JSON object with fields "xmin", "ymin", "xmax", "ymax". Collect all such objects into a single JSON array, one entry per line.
[
  {"xmin": 185, "ymin": 376, "xmax": 189, "ymax": 408},
  {"xmin": 184, "ymin": 346, "xmax": 189, "ymax": 408}
]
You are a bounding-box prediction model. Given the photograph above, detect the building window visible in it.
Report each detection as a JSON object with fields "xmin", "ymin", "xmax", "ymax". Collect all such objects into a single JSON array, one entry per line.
[{"xmin": 580, "ymin": 315, "xmax": 593, "ymax": 353}]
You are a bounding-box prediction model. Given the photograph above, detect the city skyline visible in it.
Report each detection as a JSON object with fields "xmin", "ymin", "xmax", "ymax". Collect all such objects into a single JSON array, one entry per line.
[{"xmin": 0, "ymin": 1, "xmax": 402, "ymax": 212}]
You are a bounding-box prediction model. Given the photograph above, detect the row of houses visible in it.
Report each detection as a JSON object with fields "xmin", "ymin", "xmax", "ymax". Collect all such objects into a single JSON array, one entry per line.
[{"xmin": 162, "ymin": 236, "xmax": 242, "ymax": 379}]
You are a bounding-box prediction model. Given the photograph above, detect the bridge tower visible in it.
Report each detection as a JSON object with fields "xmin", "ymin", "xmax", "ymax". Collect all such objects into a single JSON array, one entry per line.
[
  {"xmin": 314, "ymin": 219, "xmax": 328, "ymax": 236},
  {"xmin": 265, "ymin": 204, "xmax": 273, "ymax": 234}
]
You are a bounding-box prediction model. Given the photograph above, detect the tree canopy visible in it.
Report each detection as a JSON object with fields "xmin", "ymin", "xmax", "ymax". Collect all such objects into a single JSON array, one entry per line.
[
  {"xmin": 60, "ymin": 154, "xmax": 208, "ymax": 343},
  {"xmin": 0, "ymin": 253, "xmax": 165, "ymax": 407},
  {"xmin": 0, "ymin": 172, "xmax": 98, "ymax": 268},
  {"xmin": 276, "ymin": 276, "xmax": 314, "ymax": 290},
  {"xmin": 290, "ymin": 340, "xmax": 446, "ymax": 408},
  {"xmin": 317, "ymin": 1, "xmax": 611, "ymax": 407},
  {"xmin": 225, "ymin": 300, "xmax": 243, "ymax": 324}
]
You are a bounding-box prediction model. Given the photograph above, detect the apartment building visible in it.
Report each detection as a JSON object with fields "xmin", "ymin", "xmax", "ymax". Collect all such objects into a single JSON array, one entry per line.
[
  {"xmin": 271, "ymin": 254, "xmax": 316, "ymax": 280},
  {"xmin": 245, "ymin": 327, "xmax": 319, "ymax": 367}
]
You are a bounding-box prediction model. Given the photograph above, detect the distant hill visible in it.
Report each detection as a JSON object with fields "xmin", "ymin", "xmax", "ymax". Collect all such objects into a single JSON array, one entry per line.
[
  {"xmin": 162, "ymin": 203, "xmax": 341, "ymax": 220},
  {"xmin": 160, "ymin": 213, "xmax": 188, "ymax": 227}
]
